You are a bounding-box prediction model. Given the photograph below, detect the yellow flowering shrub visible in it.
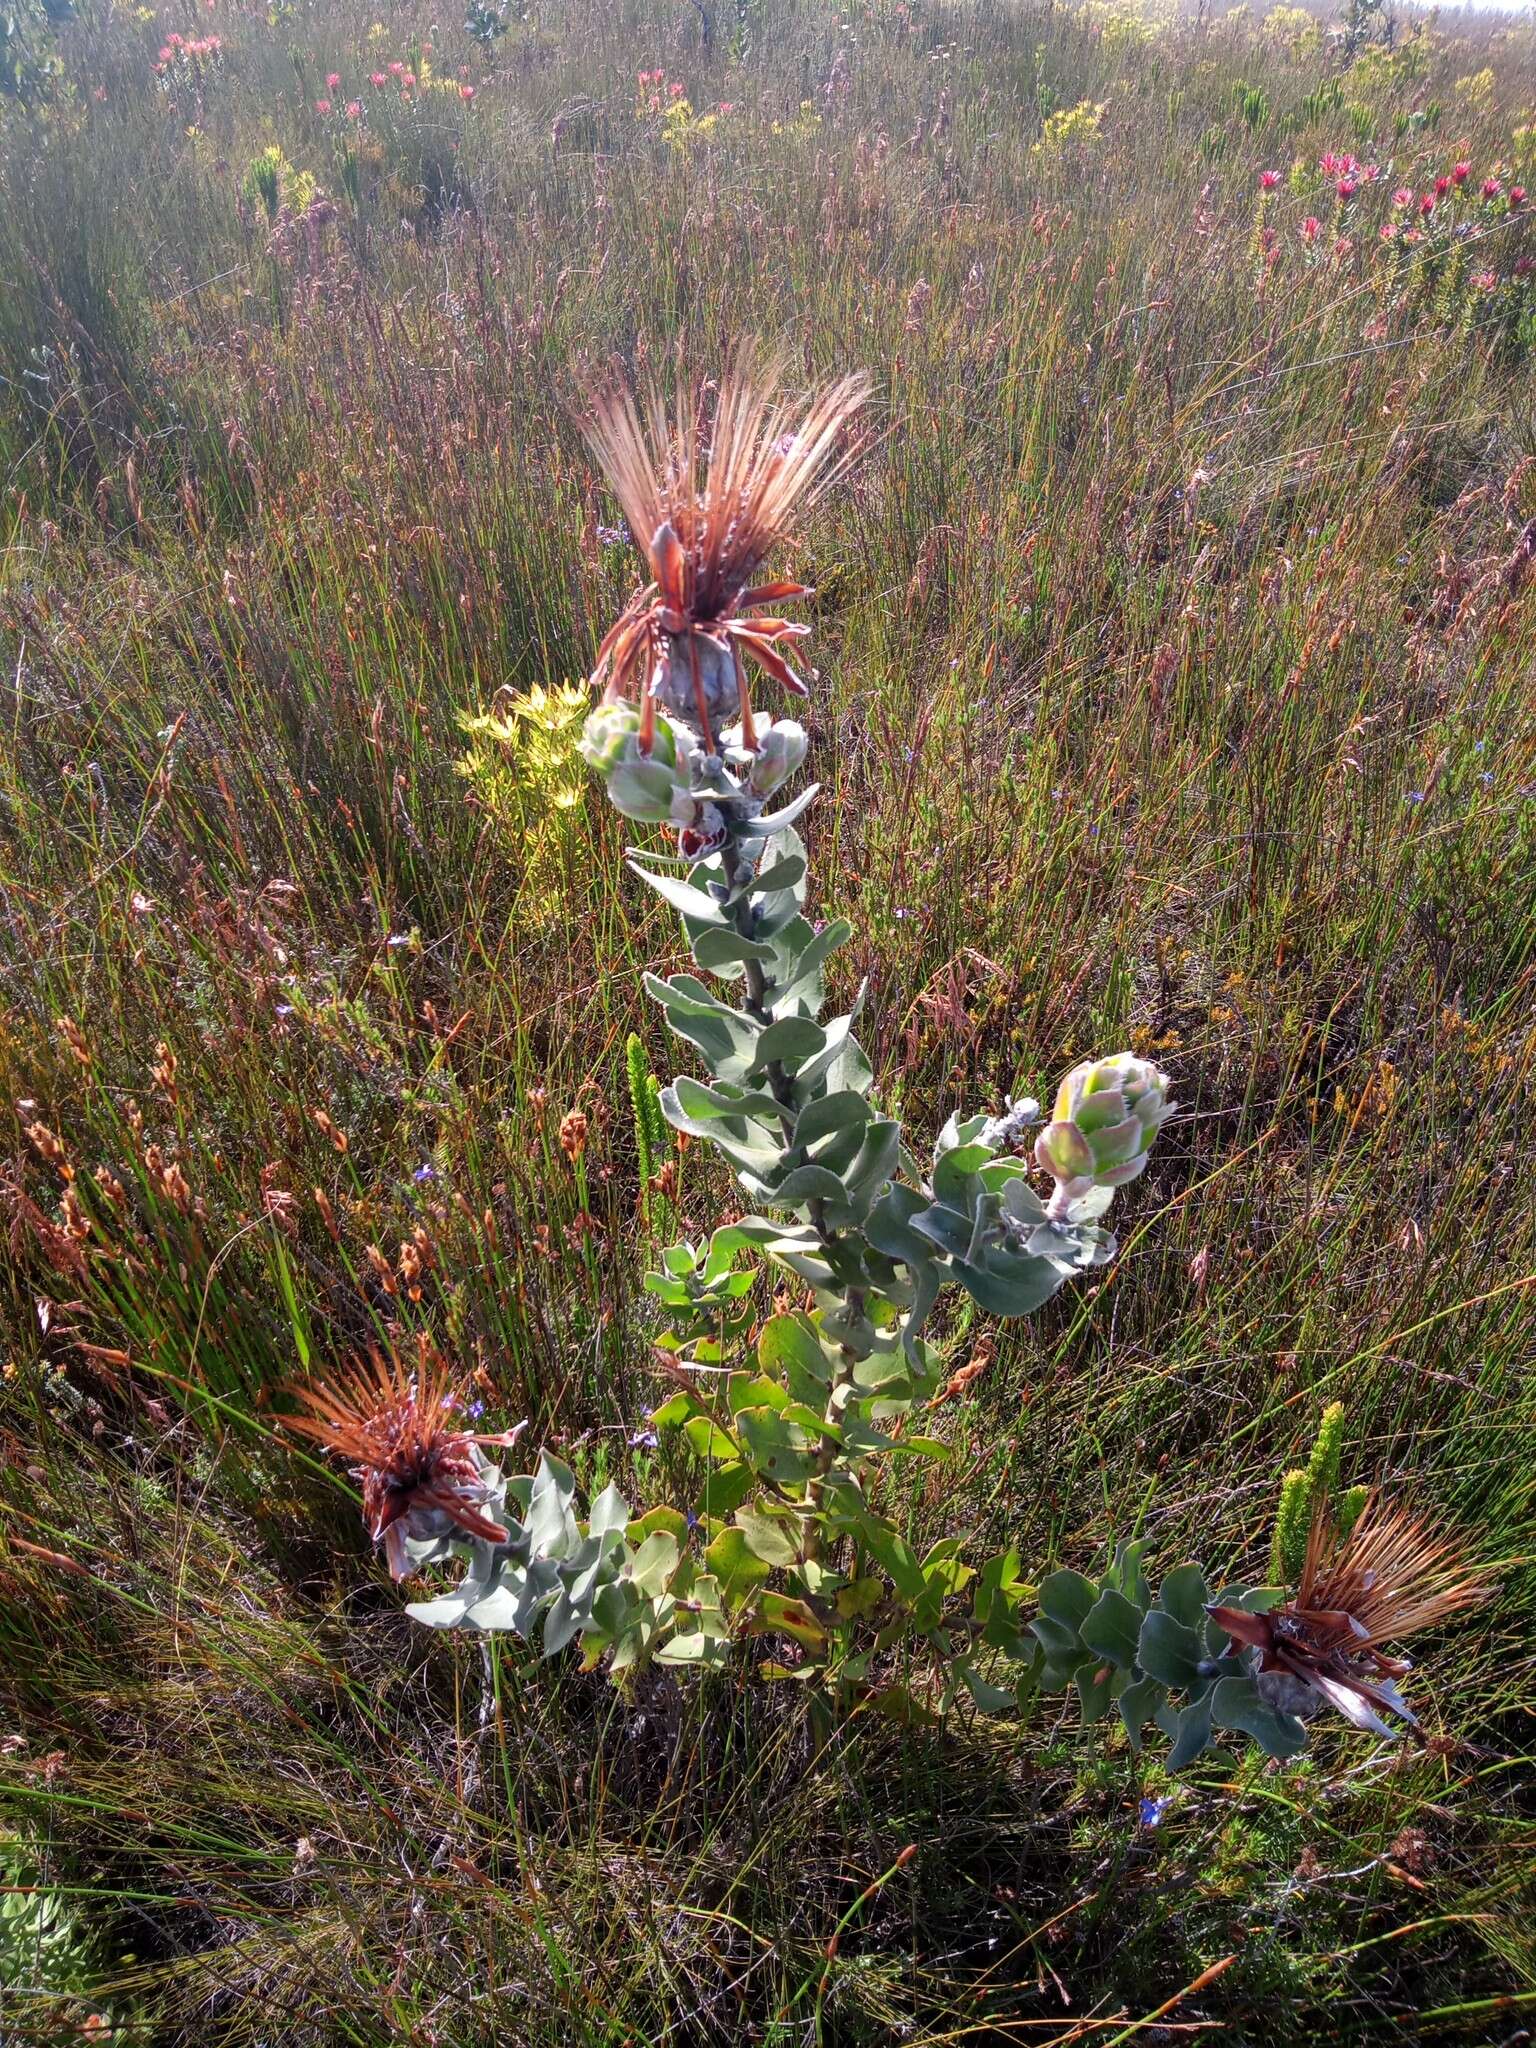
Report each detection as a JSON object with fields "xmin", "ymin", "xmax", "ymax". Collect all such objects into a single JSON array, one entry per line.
[
  {"xmin": 455, "ymin": 684, "xmax": 591, "ymax": 929},
  {"xmin": 1035, "ymin": 98, "xmax": 1108, "ymax": 156}
]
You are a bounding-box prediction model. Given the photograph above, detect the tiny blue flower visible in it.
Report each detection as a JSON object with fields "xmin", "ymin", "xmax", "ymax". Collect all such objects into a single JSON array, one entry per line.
[
  {"xmin": 413, "ymin": 1163, "xmax": 437, "ymax": 1184},
  {"xmin": 468, "ymin": 1400, "xmax": 485, "ymax": 1420},
  {"xmin": 275, "ymin": 1003, "xmax": 295, "ymax": 1018},
  {"xmin": 1405, "ymin": 790, "xmax": 1425, "ymax": 804},
  {"xmin": 1480, "ymin": 772, "xmax": 1494, "ymax": 788},
  {"xmin": 628, "ymin": 1427, "xmax": 659, "ymax": 1450},
  {"xmin": 1139, "ymin": 1796, "xmax": 1170, "ymax": 1828}
]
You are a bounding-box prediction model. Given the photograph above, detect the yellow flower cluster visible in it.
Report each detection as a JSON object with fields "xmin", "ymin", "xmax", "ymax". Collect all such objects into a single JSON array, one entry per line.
[
  {"xmin": 455, "ymin": 684, "xmax": 591, "ymax": 929},
  {"xmin": 1034, "ymin": 98, "xmax": 1107, "ymax": 157}
]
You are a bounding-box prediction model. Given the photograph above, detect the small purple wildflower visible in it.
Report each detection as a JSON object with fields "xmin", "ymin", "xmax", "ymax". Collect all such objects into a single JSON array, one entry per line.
[
  {"xmin": 1139, "ymin": 1796, "xmax": 1170, "ymax": 1828},
  {"xmin": 413, "ymin": 1163, "xmax": 437, "ymax": 1184},
  {"xmin": 597, "ymin": 522, "xmax": 631, "ymax": 548}
]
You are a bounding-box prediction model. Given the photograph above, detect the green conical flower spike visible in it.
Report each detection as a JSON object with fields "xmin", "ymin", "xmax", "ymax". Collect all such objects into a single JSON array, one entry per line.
[
  {"xmin": 1304, "ymin": 1399, "xmax": 1346, "ymax": 1507},
  {"xmin": 1271, "ymin": 1466, "xmax": 1311, "ymax": 1586},
  {"xmin": 579, "ymin": 703, "xmax": 697, "ymax": 822},
  {"xmin": 1035, "ymin": 1053, "xmax": 1176, "ymax": 1213}
]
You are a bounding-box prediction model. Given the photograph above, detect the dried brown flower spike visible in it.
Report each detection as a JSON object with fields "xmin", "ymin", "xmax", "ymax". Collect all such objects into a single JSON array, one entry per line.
[
  {"xmin": 283, "ymin": 1339, "xmax": 518, "ymax": 1580},
  {"xmin": 580, "ymin": 363, "xmax": 870, "ymax": 754},
  {"xmin": 1208, "ymin": 1496, "xmax": 1491, "ymax": 1737}
]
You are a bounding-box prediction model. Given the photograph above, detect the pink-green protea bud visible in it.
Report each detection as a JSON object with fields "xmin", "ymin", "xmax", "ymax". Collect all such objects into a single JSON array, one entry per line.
[
  {"xmin": 578, "ymin": 703, "xmax": 694, "ymax": 821},
  {"xmin": 743, "ymin": 717, "xmax": 808, "ymax": 797},
  {"xmin": 1036, "ymin": 1053, "xmax": 1175, "ymax": 1208}
]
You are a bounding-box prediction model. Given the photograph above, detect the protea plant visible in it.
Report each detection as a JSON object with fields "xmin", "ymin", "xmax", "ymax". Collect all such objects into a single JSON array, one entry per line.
[
  {"xmin": 1208, "ymin": 1496, "xmax": 1491, "ymax": 1735},
  {"xmin": 282, "ymin": 1341, "xmax": 519, "ymax": 1580},
  {"xmin": 579, "ymin": 365, "xmax": 869, "ymax": 757},
  {"xmin": 279, "ymin": 357, "xmax": 1492, "ymax": 1785}
]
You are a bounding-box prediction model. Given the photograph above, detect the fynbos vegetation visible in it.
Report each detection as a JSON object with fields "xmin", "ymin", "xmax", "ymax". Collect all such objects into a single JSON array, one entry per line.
[{"xmin": 2, "ymin": 0, "xmax": 1533, "ymax": 2040}]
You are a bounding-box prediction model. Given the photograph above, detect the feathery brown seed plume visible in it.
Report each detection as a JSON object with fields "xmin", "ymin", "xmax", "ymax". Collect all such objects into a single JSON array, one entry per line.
[
  {"xmin": 580, "ymin": 362, "xmax": 870, "ymax": 752},
  {"xmin": 282, "ymin": 1340, "xmax": 515, "ymax": 1580},
  {"xmin": 1208, "ymin": 1495, "xmax": 1491, "ymax": 1737}
]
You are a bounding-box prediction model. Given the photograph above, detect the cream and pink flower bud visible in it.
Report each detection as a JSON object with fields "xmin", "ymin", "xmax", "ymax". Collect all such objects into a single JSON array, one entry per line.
[{"xmin": 1036, "ymin": 1052, "xmax": 1175, "ymax": 1206}]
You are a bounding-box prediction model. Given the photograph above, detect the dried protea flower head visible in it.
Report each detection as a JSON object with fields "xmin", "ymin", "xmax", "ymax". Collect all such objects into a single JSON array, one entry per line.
[
  {"xmin": 579, "ymin": 360, "xmax": 870, "ymax": 756},
  {"xmin": 1209, "ymin": 1496, "xmax": 1491, "ymax": 1738},
  {"xmin": 282, "ymin": 1338, "xmax": 520, "ymax": 1581}
]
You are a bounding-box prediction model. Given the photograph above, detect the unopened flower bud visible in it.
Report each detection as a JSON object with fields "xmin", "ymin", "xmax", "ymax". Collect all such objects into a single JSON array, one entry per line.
[
  {"xmin": 742, "ymin": 717, "xmax": 808, "ymax": 797},
  {"xmin": 578, "ymin": 704, "xmax": 694, "ymax": 820},
  {"xmin": 1036, "ymin": 1052, "xmax": 1175, "ymax": 1205}
]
